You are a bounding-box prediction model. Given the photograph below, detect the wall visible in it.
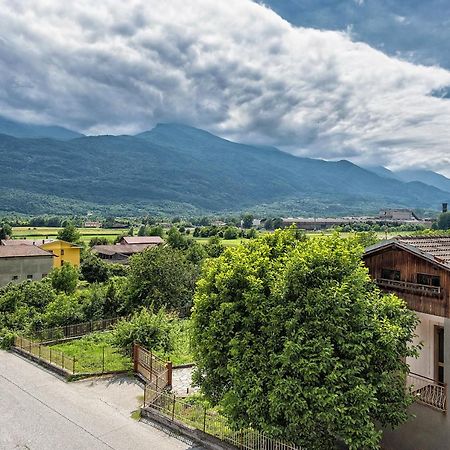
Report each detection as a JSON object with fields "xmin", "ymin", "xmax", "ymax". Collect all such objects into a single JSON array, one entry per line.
[
  {"xmin": 408, "ymin": 311, "xmax": 444, "ymax": 379},
  {"xmin": 0, "ymin": 255, "xmax": 53, "ymax": 287},
  {"xmin": 382, "ymin": 317, "xmax": 450, "ymax": 450},
  {"xmin": 41, "ymin": 241, "xmax": 80, "ymax": 268}
]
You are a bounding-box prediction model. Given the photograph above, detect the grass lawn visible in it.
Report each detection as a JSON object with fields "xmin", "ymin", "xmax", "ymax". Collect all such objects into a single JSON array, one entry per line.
[
  {"xmin": 50, "ymin": 332, "xmax": 132, "ymax": 374},
  {"xmin": 12, "ymin": 227, "xmax": 124, "ymax": 244}
]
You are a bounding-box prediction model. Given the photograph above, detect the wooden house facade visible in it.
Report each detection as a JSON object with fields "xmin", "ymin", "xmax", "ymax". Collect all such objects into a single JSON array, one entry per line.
[{"xmin": 364, "ymin": 236, "xmax": 450, "ymax": 449}]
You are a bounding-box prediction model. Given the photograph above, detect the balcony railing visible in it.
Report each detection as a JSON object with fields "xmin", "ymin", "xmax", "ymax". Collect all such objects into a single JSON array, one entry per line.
[
  {"xmin": 407, "ymin": 372, "xmax": 447, "ymax": 412},
  {"xmin": 376, "ymin": 278, "xmax": 441, "ymax": 296}
]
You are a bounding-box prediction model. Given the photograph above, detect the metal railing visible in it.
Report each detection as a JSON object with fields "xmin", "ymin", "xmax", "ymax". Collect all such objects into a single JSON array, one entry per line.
[
  {"xmin": 144, "ymin": 388, "xmax": 299, "ymax": 450},
  {"xmin": 33, "ymin": 317, "xmax": 122, "ymax": 343},
  {"xmin": 376, "ymin": 278, "xmax": 441, "ymax": 296},
  {"xmin": 14, "ymin": 335, "xmax": 76, "ymax": 374},
  {"xmin": 407, "ymin": 372, "xmax": 447, "ymax": 412}
]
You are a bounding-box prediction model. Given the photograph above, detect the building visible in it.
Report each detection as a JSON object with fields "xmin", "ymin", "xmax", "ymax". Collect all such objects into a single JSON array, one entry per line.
[
  {"xmin": 378, "ymin": 208, "xmax": 420, "ymax": 221},
  {"xmin": 40, "ymin": 240, "xmax": 81, "ymax": 268},
  {"xmin": 84, "ymin": 221, "xmax": 102, "ymax": 228},
  {"xmin": 118, "ymin": 236, "xmax": 164, "ymax": 246},
  {"xmin": 363, "ymin": 236, "xmax": 450, "ymax": 449},
  {"xmin": 0, "ymin": 245, "xmax": 54, "ymax": 286},
  {"xmin": 281, "ymin": 217, "xmax": 351, "ymax": 231},
  {"xmin": 1, "ymin": 239, "xmax": 81, "ymax": 268}
]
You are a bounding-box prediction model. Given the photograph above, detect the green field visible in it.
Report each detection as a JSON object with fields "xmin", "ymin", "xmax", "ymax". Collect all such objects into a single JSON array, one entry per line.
[
  {"xmin": 50, "ymin": 332, "xmax": 132, "ymax": 373},
  {"xmin": 12, "ymin": 226, "xmax": 124, "ymax": 244}
]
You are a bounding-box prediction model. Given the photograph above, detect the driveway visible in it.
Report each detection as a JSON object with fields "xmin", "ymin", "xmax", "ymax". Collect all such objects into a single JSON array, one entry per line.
[{"xmin": 0, "ymin": 350, "xmax": 200, "ymax": 450}]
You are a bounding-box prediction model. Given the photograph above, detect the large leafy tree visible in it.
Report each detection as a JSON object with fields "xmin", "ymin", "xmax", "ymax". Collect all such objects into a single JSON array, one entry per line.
[
  {"xmin": 126, "ymin": 246, "xmax": 197, "ymax": 311},
  {"xmin": 192, "ymin": 230, "xmax": 419, "ymax": 450},
  {"xmin": 57, "ymin": 222, "xmax": 81, "ymax": 243}
]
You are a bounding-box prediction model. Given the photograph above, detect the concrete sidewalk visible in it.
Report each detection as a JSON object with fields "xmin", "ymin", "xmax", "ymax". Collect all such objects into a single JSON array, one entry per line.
[{"xmin": 0, "ymin": 350, "xmax": 199, "ymax": 450}]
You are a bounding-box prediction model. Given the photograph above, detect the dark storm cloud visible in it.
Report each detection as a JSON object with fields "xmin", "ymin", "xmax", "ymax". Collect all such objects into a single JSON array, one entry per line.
[{"xmin": 0, "ymin": 0, "xmax": 450, "ymax": 172}]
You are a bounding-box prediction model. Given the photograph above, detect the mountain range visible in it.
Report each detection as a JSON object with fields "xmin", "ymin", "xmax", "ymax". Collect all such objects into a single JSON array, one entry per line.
[{"xmin": 0, "ymin": 115, "xmax": 449, "ymax": 216}]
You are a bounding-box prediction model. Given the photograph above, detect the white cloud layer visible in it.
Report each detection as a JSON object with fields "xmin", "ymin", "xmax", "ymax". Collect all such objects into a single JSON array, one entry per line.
[{"xmin": 1, "ymin": 0, "xmax": 450, "ymax": 171}]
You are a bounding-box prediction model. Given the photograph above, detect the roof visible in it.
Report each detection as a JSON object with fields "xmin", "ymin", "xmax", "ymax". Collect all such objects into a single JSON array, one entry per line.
[
  {"xmin": 1, "ymin": 239, "xmax": 55, "ymax": 246},
  {"xmin": 0, "ymin": 245, "xmax": 54, "ymax": 258},
  {"xmin": 92, "ymin": 243, "xmax": 156, "ymax": 256},
  {"xmin": 119, "ymin": 236, "xmax": 164, "ymax": 245},
  {"xmin": 364, "ymin": 236, "xmax": 450, "ymax": 270}
]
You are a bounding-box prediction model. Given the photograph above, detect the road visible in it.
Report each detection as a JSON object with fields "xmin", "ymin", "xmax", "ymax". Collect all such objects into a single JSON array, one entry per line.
[{"xmin": 0, "ymin": 350, "xmax": 198, "ymax": 450}]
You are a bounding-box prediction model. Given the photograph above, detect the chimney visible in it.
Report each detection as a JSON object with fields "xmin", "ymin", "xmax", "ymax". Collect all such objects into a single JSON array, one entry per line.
[{"xmin": 443, "ymin": 203, "xmax": 448, "ymax": 213}]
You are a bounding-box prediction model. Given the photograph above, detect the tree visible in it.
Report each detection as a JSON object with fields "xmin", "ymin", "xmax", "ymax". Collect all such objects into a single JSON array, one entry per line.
[
  {"xmin": 204, "ymin": 235, "xmax": 225, "ymax": 258},
  {"xmin": 167, "ymin": 227, "xmax": 193, "ymax": 250},
  {"xmin": 0, "ymin": 223, "xmax": 12, "ymax": 240},
  {"xmin": 126, "ymin": 246, "xmax": 197, "ymax": 311},
  {"xmin": 241, "ymin": 214, "xmax": 253, "ymax": 229},
  {"xmin": 437, "ymin": 212, "xmax": 450, "ymax": 230},
  {"xmin": 57, "ymin": 223, "xmax": 81, "ymax": 243},
  {"xmin": 112, "ymin": 308, "xmax": 173, "ymax": 355},
  {"xmin": 192, "ymin": 230, "xmax": 419, "ymax": 450},
  {"xmin": 43, "ymin": 294, "xmax": 84, "ymax": 327},
  {"xmin": 80, "ymin": 253, "xmax": 109, "ymax": 283},
  {"xmin": 223, "ymin": 227, "xmax": 239, "ymax": 240},
  {"xmin": 50, "ymin": 263, "xmax": 79, "ymax": 294},
  {"xmin": 89, "ymin": 236, "xmax": 109, "ymax": 247}
]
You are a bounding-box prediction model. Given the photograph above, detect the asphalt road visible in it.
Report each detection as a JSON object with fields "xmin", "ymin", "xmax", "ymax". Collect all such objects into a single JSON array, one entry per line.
[{"xmin": 0, "ymin": 350, "xmax": 198, "ymax": 450}]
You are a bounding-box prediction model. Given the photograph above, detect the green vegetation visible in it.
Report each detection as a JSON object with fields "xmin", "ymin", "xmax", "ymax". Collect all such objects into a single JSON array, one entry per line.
[
  {"xmin": 192, "ymin": 229, "xmax": 419, "ymax": 450},
  {"xmin": 51, "ymin": 332, "xmax": 132, "ymax": 373}
]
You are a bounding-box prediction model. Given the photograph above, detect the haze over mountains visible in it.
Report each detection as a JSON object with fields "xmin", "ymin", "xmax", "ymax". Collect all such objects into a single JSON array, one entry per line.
[{"xmin": 1, "ymin": 116, "xmax": 449, "ymax": 216}]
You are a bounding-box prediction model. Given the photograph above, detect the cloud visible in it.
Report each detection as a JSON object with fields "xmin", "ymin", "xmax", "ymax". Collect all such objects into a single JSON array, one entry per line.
[{"xmin": 1, "ymin": 0, "xmax": 450, "ymax": 172}]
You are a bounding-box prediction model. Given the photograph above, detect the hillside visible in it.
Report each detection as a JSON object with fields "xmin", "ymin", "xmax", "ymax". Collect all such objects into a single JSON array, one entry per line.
[
  {"xmin": 0, "ymin": 116, "xmax": 83, "ymax": 140},
  {"xmin": 0, "ymin": 123, "xmax": 448, "ymax": 215}
]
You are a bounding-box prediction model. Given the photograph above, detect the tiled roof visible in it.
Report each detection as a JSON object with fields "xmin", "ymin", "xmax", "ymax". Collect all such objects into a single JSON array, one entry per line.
[
  {"xmin": 92, "ymin": 243, "xmax": 156, "ymax": 256},
  {"xmin": 364, "ymin": 235, "xmax": 450, "ymax": 269},
  {"xmin": 396, "ymin": 236, "xmax": 450, "ymax": 263},
  {"xmin": 120, "ymin": 236, "xmax": 164, "ymax": 245},
  {"xmin": 0, "ymin": 245, "xmax": 54, "ymax": 258},
  {"xmin": 1, "ymin": 239, "xmax": 54, "ymax": 246}
]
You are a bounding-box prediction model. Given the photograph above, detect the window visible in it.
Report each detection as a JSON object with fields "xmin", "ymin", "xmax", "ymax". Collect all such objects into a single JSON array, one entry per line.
[
  {"xmin": 26, "ymin": 275, "xmax": 33, "ymax": 280},
  {"xmin": 61, "ymin": 260, "xmax": 65, "ymax": 265},
  {"xmin": 381, "ymin": 268, "xmax": 400, "ymax": 281},
  {"xmin": 61, "ymin": 249, "xmax": 65, "ymax": 256},
  {"xmin": 417, "ymin": 273, "xmax": 440, "ymax": 287},
  {"xmin": 435, "ymin": 326, "xmax": 444, "ymax": 383},
  {"xmin": 11, "ymin": 275, "xmax": 18, "ymax": 281}
]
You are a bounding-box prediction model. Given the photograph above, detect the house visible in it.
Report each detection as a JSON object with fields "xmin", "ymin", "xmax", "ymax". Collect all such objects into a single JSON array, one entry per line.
[
  {"xmin": 92, "ymin": 243, "xmax": 157, "ymax": 263},
  {"xmin": 118, "ymin": 236, "xmax": 164, "ymax": 246},
  {"xmin": 84, "ymin": 221, "xmax": 102, "ymax": 228},
  {"xmin": 1, "ymin": 239, "xmax": 81, "ymax": 268},
  {"xmin": 40, "ymin": 240, "xmax": 81, "ymax": 268},
  {"xmin": 378, "ymin": 208, "xmax": 420, "ymax": 221},
  {"xmin": 0, "ymin": 245, "xmax": 54, "ymax": 286},
  {"xmin": 363, "ymin": 236, "xmax": 450, "ymax": 449}
]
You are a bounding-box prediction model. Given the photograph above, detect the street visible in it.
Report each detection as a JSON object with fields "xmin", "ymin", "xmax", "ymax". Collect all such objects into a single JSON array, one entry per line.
[{"xmin": 0, "ymin": 350, "xmax": 198, "ymax": 450}]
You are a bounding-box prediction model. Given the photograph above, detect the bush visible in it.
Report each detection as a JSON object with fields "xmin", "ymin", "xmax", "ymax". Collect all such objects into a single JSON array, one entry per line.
[
  {"xmin": 112, "ymin": 308, "xmax": 173, "ymax": 355},
  {"xmin": 80, "ymin": 253, "xmax": 109, "ymax": 283}
]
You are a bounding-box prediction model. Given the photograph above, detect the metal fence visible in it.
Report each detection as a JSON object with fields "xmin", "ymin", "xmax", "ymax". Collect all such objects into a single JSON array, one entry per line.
[
  {"xmin": 407, "ymin": 372, "xmax": 447, "ymax": 412},
  {"xmin": 13, "ymin": 334, "xmax": 131, "ymax": 376},
  {"xmin": 14, "ymin": 335, "xmax": 76, "ymax": 374},
  {"xmin": 33, "ymin": 317, "xmax": 122, "ymax": 343},
  {"xmin": 144, "ymin": 387, "xmax": 299, "ymax": 450}
]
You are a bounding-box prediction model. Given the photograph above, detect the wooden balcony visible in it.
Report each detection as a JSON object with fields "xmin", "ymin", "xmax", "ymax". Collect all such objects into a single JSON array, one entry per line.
[
  {"xmin": 407, "ymin": 372, "xmax": 447, "ymax": 413},
  {"xmin": 376, "ymin": 278, "xmax": 441, "ymax": 297}
]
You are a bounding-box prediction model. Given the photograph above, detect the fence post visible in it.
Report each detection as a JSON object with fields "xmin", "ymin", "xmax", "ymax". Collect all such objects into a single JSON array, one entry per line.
[
  {"xmin": 166, "ymin": 361, "xmax": 173, "ymax": 387},
  {"xmin": 203, "ymin": 406, "xmax": 207, "ymax": 432},
  {"xmin": 102, "ymin": 346, "xmax": 105, "ymax": 374},
  {"xmin": 49, "ymin": 348, "xmax": 52, "ymax": 364},
  {"xmin": 150, "ymin": 351, "xmax": 153, "ymax": 382},
  {"xmin": 39, "ymin": 344, "xmax": 41, "ymax": 359},
  {"xmin": 62, "ymin": 352, "xmax": 65, "ymax": 370},
  {"xmin": 133, "ymin": 342, "xmax": 139, "ymax": 373},
  {"xmin": 143, "ymin": 385, "xmax": 146, "ymax": 407},
  {"xmin": 73, "ymin": 358, "xmax": 76, "ymax": 374},
  {"xmin": 172, "ymin": 394, "xmax": 176, "ymax": 421}
]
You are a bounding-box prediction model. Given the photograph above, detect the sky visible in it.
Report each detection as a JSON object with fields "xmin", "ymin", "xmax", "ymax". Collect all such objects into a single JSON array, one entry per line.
[{"xmin": 1, "ymin": 0, "xmax": 450, "ymax": 172}]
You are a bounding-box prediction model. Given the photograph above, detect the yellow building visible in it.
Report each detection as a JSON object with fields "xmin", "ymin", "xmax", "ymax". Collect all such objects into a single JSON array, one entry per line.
[{"xmin": 40, "ymin": 240, "xmax": 81, "ymax": 268}]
